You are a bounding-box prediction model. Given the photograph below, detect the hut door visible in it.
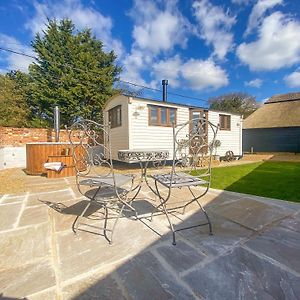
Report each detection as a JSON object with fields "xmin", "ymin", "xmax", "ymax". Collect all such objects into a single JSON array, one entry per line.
[{"xmin": 189, "ymin": 109, "xmax": 208, "ymax": 154}]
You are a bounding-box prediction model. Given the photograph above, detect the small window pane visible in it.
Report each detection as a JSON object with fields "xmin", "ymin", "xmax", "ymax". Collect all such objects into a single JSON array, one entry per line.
[
  {"xmin": 109, "ymin": 105, "xmax": 122, "ymax": 128},
  {"xmin": 161, "ymin": 108, "xmax": 167, "ymax": 124},
  {"xmin": 148, "ymin": 105, "xmax": 177, "ymax": 126},
  {"xmin": 192, "ymin": 112, "xmax": 200, "ymax": 119},
  {"xmin": 170, "ymin": 109, "xmax": 176, "ymax": 124},
  {"xmin": 219, "ymin": 114, "xmax": 230, "ymax": 130},
  {"xmin": 150, "ymin": 107, "xmax": 158, "ymax": 124}
]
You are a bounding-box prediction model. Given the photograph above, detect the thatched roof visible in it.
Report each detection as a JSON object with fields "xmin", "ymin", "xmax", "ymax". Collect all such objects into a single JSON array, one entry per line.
[
  {"xmin": 266, "ymin": 92, "xmax": 300, "ymax": 104},
  {"xmin": 244, "ymin": 92, "xmax": 300, "ymax": 129}
]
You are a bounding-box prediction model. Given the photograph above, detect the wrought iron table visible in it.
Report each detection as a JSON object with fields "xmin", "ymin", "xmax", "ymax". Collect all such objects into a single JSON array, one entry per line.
[{"xmin": 118, "ymin": 149, "xmax": 169, "ymax": 197}]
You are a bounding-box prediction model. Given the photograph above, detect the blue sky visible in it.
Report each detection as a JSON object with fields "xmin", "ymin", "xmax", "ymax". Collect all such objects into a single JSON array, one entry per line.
[{"xmin": 1, "ymin": 0, "xmax": 300, "ymax": 107}]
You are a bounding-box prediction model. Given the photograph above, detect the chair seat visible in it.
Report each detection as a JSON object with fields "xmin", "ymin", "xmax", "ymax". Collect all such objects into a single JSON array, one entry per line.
[
  {"xmin": 79, "ymin": 173, "xmax": 133, "ymax": 188},
  {"xmin": 151, "ymin": 172, "xmax": 208, "ymax": 188},
  {"xmin": 85, "ymin": 186, "xmax": 129, "ymax": 202}
]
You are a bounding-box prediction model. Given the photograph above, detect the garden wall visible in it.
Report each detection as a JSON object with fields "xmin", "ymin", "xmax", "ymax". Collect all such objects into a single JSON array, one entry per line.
[
  {"xmin": 0, "ymin": 127, "xmax": 71, "ymax": 146},
  {"xmin": 0, "ymin": 127, "xmax": 71, "ymax": 170}
]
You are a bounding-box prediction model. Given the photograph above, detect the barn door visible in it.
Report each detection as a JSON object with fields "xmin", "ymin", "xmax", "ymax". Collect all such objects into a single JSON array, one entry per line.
[{"xmin": 189, "ymin": 109, "xmax": 208, "ymax": 154}]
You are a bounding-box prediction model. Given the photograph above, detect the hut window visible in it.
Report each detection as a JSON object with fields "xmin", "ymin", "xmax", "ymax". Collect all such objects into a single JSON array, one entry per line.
[
  {"xmin": 219, "ymin": 114, "xmax": 231, "ymax": 130},
  {"xmin": 109, "ymin": 105, "xmax": 122, "ymax": 128},
  {"xmin": 148, "ymin": 105, "xmax": 177, "ymax": 127}
]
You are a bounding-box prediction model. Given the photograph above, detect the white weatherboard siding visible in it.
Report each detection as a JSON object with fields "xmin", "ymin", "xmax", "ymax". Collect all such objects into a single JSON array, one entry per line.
[
  {"xmin": 208, "ymin": 111, "xmax": 242, "ymax": 156},
  {"xmin": 103, "ymin": 95, "xmax": 243, "ymax": 160},
  {"xmin": 104, "ymin": 95, "xmax": 129, "ymax": 160},
  {"xmin": 128, "ymin": 99, "xmax": 189, "ymax": 158}
]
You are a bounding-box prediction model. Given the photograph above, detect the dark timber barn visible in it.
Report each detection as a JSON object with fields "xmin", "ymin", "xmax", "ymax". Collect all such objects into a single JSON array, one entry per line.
[{"xmin": 243, "ymin": 92, "xmax": 300, "ymax": 153}]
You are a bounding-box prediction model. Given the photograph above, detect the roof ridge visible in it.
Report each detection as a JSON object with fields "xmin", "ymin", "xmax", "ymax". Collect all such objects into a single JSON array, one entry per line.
[{"xmin": 266, "ymin": 92, "xmax": 300, "ymax": 103}]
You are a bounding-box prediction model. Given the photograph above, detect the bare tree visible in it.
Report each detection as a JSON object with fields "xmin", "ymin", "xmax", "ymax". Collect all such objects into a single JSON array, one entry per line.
[{"xmin": 209, "ymin": 92, "xmax": 259, "ymax": 118}]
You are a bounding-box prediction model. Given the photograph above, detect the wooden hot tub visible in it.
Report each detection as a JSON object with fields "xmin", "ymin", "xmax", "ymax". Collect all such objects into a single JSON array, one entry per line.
[{"xmin": 26, "ymin": 142, "xmax": 74, "ymax": 175}]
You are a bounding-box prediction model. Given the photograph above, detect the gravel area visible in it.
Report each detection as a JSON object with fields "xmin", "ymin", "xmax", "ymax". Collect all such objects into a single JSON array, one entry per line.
[{"xmin": 0, "ymin": 168, "xmax": 26, "ymax": 194}]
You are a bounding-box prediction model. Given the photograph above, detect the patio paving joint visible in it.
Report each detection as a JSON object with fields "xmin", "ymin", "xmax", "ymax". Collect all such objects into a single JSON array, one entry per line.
[
  {"xmin": 12, "ymin": 192, "xmax": 29, "ymax": 229},
  {"xmin": 180, "ymin": 236, "xmax": 254, "ymax": 279},
  {"xmin": 151, "ymin": 247, "xmax": 203, "ymax": 300},
  {"xmin": 68, "ymin": 186, "xmax": 77, "ymax": 199},
  {"xmin": 49, "ymin": 209, "xmax": 63, "ymax": 299},
  {"xmin": 0, "ymin": 194, "xmax": 7, "ymax": 204},
  {"xmin": 241, "ymin": 244, "xmax": 300, "ymax": 277},
  {"xmin": 110, "ymin": 269, "xmax": 131, "ymax": 300}
]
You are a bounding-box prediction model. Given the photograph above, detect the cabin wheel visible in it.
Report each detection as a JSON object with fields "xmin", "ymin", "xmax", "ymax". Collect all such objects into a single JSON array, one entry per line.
[
  {"xmin": 225, "ymin": 150, "xmax": 234, "ymax": 162},
  {"xmin": 152, "ymin": 159, "xmax": 166, "ymax": 169}
]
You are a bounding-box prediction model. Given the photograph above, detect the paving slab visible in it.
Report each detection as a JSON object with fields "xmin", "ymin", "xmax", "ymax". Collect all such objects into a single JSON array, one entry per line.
[
  {"xmin": 279, "ymin": 212, "xmax": 300, "ymax": 233},
  {"xmin": 245, "ymin": 225, "xmax": 300, "ymax": 274},
  {"xmin": 212, "ymin": 198, "xmax": 294, "ymax": 231},
  {"xmin": 156, "ymin": 240, "xmax": 206, "ymax": 273},
  {"xmin": 18, "ymin": 205, "xmax": 49, "ymax": 227},
  {"xmin": 0, "ymin": 224, "xmax": 51, "ymax": 270},
  {"xmin": 0, "ymin": 202, "xmax": 22, "ymax": 231},
  {"xmin": 56, "ymin": 217, "xmax": 160, "ymax": 281},
  {"xmin": 26, "ymin": 288, "xmax": 58, "ymax": 300},
  {"xmin": 62, "ymin": 273, "xmax": 126, "ymax": 300},
  {"xmin": 26, "ymin": 189, "xmax": 74, "ymax": 207},
  {"xmin": 117, "ymin": 251, "xmax": 195, "ymax": 300},
  {"xmin": 183, "ymin": 246, "xmax": 300, "ymax": 300},
  {"xmin": 0, "ymin": 260, "xmax": 56, "ymax": 299},
  {"xmin": 179, "ymin": 213, "xmax": 252, "ymax": 256},
  {"xmin": 0, "ymin": 195, "xmax": 26, "ymax": 205}
]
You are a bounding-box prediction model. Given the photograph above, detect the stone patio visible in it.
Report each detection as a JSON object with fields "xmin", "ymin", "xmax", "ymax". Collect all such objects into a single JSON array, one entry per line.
[{"xmin": 0, "ymin": 176, "xmax": 299, "ymax": 300}]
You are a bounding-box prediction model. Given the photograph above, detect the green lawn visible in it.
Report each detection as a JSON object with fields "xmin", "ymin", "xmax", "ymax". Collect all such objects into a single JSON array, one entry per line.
[{"xmin": 209, "ymin": 161, "xmax": 300, "ymax": 203}]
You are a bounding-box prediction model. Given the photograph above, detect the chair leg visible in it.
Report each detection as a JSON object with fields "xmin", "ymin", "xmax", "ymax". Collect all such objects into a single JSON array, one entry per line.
[
  {"xmin": 120, "ymin": 199, "xmax": 138, "ymax": 219},
  {"xmin": 161, "ymin": 203, "xmax": 176, "ymax": 245},
  {"xmin": 196, "ymin": 200, "xmax": 213, "ymax": 235},
  {"xmin": 108, "ymin": 203, "xmax": 125, "ymax": 244},
  {"xmin": 186, "ymin": 186, "xmax": 213, "ymax": 235}
]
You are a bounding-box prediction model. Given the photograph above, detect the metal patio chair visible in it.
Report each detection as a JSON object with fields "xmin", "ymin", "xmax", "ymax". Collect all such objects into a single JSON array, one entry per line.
[
  {"xmin": 69, "ymin": 119, "xmax": 137, "ymax": 244},
  {"xmin": 150, "ymin": 118, "xmax": 218, "ymax": 245}
]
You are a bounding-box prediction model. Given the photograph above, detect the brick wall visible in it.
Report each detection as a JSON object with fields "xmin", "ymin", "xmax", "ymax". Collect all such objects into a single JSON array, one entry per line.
[{"xmin": 0, "ymin": 127, "xmax": 72, "ymax": 146}]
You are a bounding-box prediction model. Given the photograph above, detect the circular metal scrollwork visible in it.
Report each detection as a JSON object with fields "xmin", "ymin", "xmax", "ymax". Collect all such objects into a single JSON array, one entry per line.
[
  {"xmin": 152, "ymin": 159, "xmax": 166, "ymax": 169},
  {"xmin": 225, "ymin": 150, "xmax": 234, "ymax": 162}
]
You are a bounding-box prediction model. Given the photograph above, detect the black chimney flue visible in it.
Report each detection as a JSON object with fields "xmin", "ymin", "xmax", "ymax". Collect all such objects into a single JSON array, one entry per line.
[
  {"xmin": 162, "ymin": 79, "xmax": 168, "ymax": 102},
  {"xmin": 54, "ymin": 106, "xmax": 60, "ymax": 142}
]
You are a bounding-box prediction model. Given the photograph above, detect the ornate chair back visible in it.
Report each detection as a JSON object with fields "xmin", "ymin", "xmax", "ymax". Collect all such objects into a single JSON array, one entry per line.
[
  {"xmin": 171, "ymin": 117, "xmax": 219, "ymax": 186},
  {"xmin": 69, "ymin": 119, "xmax": 115, "ymax": 184}
]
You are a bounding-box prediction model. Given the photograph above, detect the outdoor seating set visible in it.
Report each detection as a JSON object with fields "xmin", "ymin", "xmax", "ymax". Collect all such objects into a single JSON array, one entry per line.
[{"xmin": 69, "ymin": 118, "xmax": 218, "ymax": 245}]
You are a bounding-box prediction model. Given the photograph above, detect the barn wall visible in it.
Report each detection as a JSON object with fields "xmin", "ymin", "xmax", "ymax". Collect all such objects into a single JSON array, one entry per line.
[{"xmin": 243, "ymin": 127, "xmax": 300, "ymax": 153}]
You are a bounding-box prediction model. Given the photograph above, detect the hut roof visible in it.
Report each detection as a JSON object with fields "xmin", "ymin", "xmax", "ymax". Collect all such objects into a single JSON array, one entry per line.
[{"xmin": 244, "ymin": 92, "xmax": 300, "ymax": 129}]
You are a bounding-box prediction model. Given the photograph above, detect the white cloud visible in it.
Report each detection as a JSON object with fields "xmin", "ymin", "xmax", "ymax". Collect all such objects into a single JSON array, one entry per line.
[
  {"xmin": 284, "ymin": 71, "xmax": 300, "ymax": 88},
  {"xmin": 237, "ymin": 12, "xmax": 300, "ymax": 71},
  {"xmin": 245, "ymin": 0, "xmax": 283, "ymax": 36},
  {"xmin": 122, "ymin": 54, "xmax": 229, "ymax": 91},
  {"xmin": 0, "ymin": 34, "xmax": 35, "ymax": 72},
  {"xmin": 129, "ymin": 0, "xmax": 190, "ymax": 54},
  {"xmin": 151, "ymin": 55, "xmax": 182, "ymax": 88},
  {"xmin": 122, "ymin": 0, "xmax": 229, "ymax": 92},
  {"xmin": 121, "ymin": 50, "xmax": 151, "ymax": 85},
  {"xmin": 25, "ymin": 0, "xmax": 124, "ymax": 57},
  {"xmin": 181, "ymin": 59, "xmax": 229, "ymax": 90},
  {"xmin": 193, "ymin": 0, "xmax": 236, "ymax": 60},
  {"xmin": 245, "ymin": 78, "xmax": 263, "ymax": 87},
  {"xmin": 231, "ymin": 0, "xmax": 250, "ymax": 4},
  {"xmin": 121, "ymin": 0, "xmax": 191, "ymax": 87}
]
